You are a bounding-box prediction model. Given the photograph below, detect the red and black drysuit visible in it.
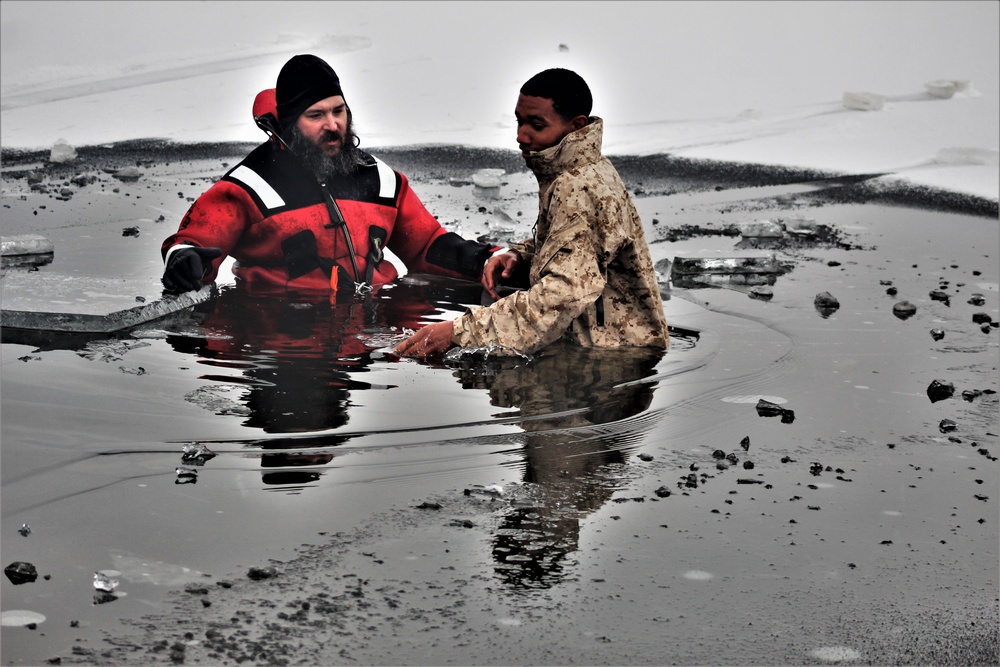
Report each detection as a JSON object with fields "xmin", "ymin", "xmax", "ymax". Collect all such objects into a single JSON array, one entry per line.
[{"xmin": 162, "ymin": 140, "xmax": 495, "ymax": 296}]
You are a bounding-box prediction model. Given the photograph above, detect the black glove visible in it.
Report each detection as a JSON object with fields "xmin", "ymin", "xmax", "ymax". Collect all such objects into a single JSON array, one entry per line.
[{"xmin": 162, "ymin": 246, "xmax": 223, "ymax": 292}]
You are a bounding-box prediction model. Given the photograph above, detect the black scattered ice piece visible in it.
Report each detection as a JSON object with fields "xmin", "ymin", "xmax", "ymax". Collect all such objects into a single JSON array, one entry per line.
[
  {"xmin": 5, "ymin": 561, "xmax": 38, "ymax": 585},
  {"xmin": 756, "ymin": 399, "xmax": 794, "ymax": 423},
  {"xmin": 247, "ymin": 566, "xmax": 277, "ymax": 581},
  {"xmin": 415, "ymin": 501, "xmax": 442, "ymax": 510},
  {"xmin": 814, "ymin": 292, "xmax": 840, "ymax": 318},
  {"xmin": 927, "ymin": 379, "xmax": 955, "ymax": 403},
  {"xmin": 929, "ymin": 290, "xmax": 950, "ymax": 305},
  {"xmin": 892, "ymin": 300, "xmax": 917, "ymax": 320},
  {"xmin": 755, "ymin": 399, "xmax": 784, "ymax": 417}
]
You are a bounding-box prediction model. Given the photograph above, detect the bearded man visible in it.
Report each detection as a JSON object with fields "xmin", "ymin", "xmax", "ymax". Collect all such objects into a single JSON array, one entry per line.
[{"xmin": 161, "ymin": 54, "xmax": 497, "ymax": 296}]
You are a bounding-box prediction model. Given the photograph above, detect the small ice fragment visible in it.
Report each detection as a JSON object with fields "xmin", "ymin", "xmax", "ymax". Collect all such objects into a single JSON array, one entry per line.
[
  {"xmin": 484, "ymin": 484, "xmax": 504, "ymax": 497},
  {"xmin": 49, "ymin": 138, "xmax": 77, "ymax": 164},
  {"xmin": 472, "ymin": 169, "xmax": 504, "ymax": 189},
  {"xmin": 175, "ymin": 466, "xmax": 198, "ymax": 478},
  {"xmin": 842, "ymin": 91, "xmax": 884, "ymax": 111},
  {"xmin": 181, "ymin": 443, "xmax": 216, "ymax": 463},
  {"xmin": 93, "ymin": 570, "xmax": 119, "ymax": 592},
  {"xmin": 925, "ymin": 80, "xmax": 959, "ymax": 99},
  {"xmin": 1, "ymin": 234, "xmax": 55, "ymax": 257},
  {"xmin": 4, "ymin": 562, "xmax": 38, "ymax": 585},
  {"xmin": 113, "ymin": 166, "xmax": 143, "ymax": 182},
  {"xmin": 18, "ymin": 523, "xmax": 31, "ymax": 537}
]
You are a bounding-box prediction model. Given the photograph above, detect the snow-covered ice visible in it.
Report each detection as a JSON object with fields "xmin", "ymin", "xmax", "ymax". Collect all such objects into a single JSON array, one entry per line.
[{"xmin": 1, "ymin": 0, "xmax": 997, "ymax": 200}]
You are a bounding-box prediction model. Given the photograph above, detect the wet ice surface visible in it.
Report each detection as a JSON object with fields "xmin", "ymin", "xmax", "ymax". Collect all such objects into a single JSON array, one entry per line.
[{"xmin": 2, "ymin": 154, "xmax": 998, "ymax": 665}]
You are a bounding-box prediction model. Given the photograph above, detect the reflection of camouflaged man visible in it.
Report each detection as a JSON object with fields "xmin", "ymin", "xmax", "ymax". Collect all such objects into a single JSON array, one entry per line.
[
  {"xmin": 467, "ymin": 343, "xmax": 666, "ymax": 589},
  {"xmin": 397, "ymin": 68, "xmax": 669, "ymax": 357}
]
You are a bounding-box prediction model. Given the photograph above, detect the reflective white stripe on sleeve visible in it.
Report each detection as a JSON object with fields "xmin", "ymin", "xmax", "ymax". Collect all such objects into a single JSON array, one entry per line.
[
  {"xmin": 164, "ymin": 243, "xmax": 195, "ymax": 266},
  {"xmin": 374, "ymin": 158, "xmax": 395, "ymax": 200},
  {"xmin": 229, "ymin": 165, "xmax": 285, "ymax": 209}
]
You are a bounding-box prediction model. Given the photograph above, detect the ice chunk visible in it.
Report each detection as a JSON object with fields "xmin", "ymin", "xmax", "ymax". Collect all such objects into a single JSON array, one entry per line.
[
  {"xmin": 175, "ymin": 466, "xmax": 199, "ymax": 479},
  {"xmin": 738, "ymin": 220, "xmax": 784, "ymax": 238},
  {"xmin": 4, "ymin": 561, "xmax": 38, "ymax": 585},
  {"xmin": 924, "ymin": 79, "xmax": 964, "ymax": 99},
  {"xmin": 93, "ymin": 570, "xmax": 120, "ymax": 592},
  {"xmin": 472, "ymin": 169, "xmax": 505, "ymax": 189},
  {"xmin": 842, "ymin": 91, "xmax": 884, "ymax": 111},
  {"xmin": 1, "ymin": 234, "xmax": 54, "ymax": 257},
  {"xmin": 181, "ymin": 443, "xmax": 216, "ymax": 464},
  {"xmin": 113, "ymin": 166, "xmax": 143, "ymax": 182},
  {"xmin": 473, "ymin": 169, "xmax": 504, "ymax": 199},
  {"xmin": 49, "ymin": 138, "xmax": 77, "ymax": 164}
]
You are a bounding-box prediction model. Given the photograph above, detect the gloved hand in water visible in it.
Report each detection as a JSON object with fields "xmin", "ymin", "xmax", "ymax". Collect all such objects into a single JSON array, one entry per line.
[{"xmin": 161, "ymin": 245, "xmax": 223, "ymax": 292}]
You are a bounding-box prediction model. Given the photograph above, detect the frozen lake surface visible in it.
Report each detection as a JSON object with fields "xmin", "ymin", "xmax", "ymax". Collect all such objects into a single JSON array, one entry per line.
[{"xmin": 1, "ymin": 145, "xmax": 996, "ymax": 665}]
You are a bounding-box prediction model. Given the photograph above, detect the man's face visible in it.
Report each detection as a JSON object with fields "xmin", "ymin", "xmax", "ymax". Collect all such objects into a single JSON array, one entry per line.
[
  {"xmin": 295, "ymin": 95, "xmax": 349, "ymax": 157},
  {"xmin": 514, "ymin": 93, "xmax": 587, "ymax": 159}
]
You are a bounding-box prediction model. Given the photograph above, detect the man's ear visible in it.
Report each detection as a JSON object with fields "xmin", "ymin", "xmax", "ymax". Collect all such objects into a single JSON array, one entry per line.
[{"xmin": 570, "ymin": 115, "xmax": 589, "ymax": 131}]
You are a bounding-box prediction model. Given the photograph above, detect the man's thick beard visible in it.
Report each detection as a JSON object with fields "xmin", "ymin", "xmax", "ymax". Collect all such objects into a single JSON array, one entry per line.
[{"xmin": 286, "ymin": 122, "xmax": 363, "ymax": 182}]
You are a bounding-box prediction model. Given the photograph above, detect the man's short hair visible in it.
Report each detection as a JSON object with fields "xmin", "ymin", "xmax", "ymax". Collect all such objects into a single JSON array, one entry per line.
[{"xmin": 520, "ymin": 68, "xmax": 593, "ymax": 121}]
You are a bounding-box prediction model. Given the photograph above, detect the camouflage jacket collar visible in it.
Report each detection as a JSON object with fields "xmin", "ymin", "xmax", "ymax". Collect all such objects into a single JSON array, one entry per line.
[{"xmin": 525, "ymin": 117, "xmax": 604, "ymax": 183}]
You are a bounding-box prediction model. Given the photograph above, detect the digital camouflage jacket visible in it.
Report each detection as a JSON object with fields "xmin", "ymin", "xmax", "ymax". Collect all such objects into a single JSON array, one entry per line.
[{"xmin": 452, "ymin": 118, "xmax": 669, "ymax": 354}]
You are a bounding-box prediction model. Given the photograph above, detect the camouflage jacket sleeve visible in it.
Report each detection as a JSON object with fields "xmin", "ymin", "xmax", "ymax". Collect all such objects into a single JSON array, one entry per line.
[
  {"xmin": 508, "ymin": 237, "xmax": 535, "ymax": 265},
  {"xmin": 452, "ymin": 179, "xmax": 604, "ymax": 354}
]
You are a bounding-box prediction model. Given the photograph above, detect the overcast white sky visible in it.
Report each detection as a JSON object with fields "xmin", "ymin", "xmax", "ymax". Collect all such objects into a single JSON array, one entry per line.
[{"xmin": 1, "ymin": 1, "xmax": 997, "ymax": 198}]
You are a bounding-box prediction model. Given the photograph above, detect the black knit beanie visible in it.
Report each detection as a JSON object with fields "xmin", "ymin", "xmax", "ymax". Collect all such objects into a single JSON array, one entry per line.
[{"xmin": 276, "ymin": 55, "xmax": 344, "ymax": 129}]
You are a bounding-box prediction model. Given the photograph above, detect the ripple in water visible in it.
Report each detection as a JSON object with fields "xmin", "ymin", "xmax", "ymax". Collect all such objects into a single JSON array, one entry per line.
[{"xmin": 720, "ymin": 395, "xmax": 787, "ymax": 404}]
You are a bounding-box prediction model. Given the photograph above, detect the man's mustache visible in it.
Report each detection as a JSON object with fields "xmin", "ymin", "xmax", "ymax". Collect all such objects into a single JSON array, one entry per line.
[{"xmin": 320, "ymin": 130, "xmax": 344, "ymax": 143}]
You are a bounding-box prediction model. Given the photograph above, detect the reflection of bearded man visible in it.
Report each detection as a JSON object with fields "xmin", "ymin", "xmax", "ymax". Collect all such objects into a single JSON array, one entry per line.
[{"xmin": 286, "ymin": 115, "xmax": 365, "ymax": 181}]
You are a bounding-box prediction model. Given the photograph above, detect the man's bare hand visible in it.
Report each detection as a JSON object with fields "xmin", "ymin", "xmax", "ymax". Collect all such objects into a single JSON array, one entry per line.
[
  {"xmin": 481, "ymin": 250, "xmax": 521, "ymax": 300},
  {"xmin": 395, "ymin": 320, "xmax": 455, "ymax": 358}
]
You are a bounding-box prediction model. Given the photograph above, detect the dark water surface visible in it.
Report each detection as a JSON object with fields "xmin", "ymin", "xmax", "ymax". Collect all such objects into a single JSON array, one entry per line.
[
  {"xmin": 2, "ymin": 151, "xmax": 997, "ymax": 664},
  {"xmin": 1, "ymin": 266, "xmax": 706, "ymax": 662}
]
